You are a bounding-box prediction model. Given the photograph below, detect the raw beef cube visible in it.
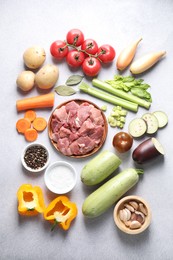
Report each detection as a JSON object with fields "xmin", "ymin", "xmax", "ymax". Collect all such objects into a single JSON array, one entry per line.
[
  {"xmin": 89, "ymin": 125, "xmax": 104, "ymax": 144},
  {"xmin": 77, "ymin": 104, "xmax": 91, "ymax": 125},
  {"xmin": 65, "ymin": 101, "xmax": 80, "ymax": 113},
  {"xmin": 78, "ymin": 119, "xmax": 95, "ymax": 136},
  {"xmin": 89, "ymin": 107, "xmax": 104, "ymax": 126},
  {"xmin": 57, "ymin": 138, "xmax": 72, "ymax": 156},
  {"xmin": 77, "ymin": 136, "xmax": 96, "ymax": 154},
  {"xmin": 53, "ymin": 106, "xmax": 68, "ymax": 122},
  {"xmin": 51, "ymin": 118, "xmax": 63, "ymax": 132}
]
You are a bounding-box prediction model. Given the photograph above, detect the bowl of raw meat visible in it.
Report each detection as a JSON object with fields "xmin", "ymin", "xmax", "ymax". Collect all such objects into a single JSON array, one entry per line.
[{"xmin": 48, "ymin": 99, "xmax": 108, "ymax": 158}]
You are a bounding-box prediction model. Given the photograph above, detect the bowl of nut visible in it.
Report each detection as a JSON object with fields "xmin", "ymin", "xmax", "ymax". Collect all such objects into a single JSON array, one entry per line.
[
  {"xmin": 21, "ymin": 143, "xmax": 50, "ymax": 173},
  {"xmin": 113, "ymin": 195, "xmax": 152, "ymax": 235}
]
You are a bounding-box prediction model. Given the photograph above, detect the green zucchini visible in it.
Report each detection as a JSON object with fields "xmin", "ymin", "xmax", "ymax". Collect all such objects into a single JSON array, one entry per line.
[
  {"xmin": 81, "ymin": 150, "xmax": 121, "ymax": 186},
  {"xmin": 82, "ymin": 168, "xmax": 143, "ymax": 218}
]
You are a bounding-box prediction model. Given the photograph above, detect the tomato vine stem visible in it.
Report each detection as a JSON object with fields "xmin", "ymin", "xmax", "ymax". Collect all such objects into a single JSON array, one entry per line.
[{"xmin": 61, "ymin": 42, "xmax": 103, "ymax": 62}]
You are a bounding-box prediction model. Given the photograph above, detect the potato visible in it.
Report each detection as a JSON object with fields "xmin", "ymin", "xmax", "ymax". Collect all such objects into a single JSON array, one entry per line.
[
  {"xmin": 16, "ymin": 71, "xmax": 35, "ymax": 91},
  {"xmin": 35, "ymin": 64, "xmax": 59, "ymax": 89},
  {"xmin": 23, "ymin": 46, "xmax": 46, "ymax": 69}
]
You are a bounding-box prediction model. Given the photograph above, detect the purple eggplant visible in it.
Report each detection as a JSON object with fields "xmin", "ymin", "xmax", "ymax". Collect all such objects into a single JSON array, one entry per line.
[{"xmin": 132, "ymin": 137, "xmax": 164, "ymax": 164}]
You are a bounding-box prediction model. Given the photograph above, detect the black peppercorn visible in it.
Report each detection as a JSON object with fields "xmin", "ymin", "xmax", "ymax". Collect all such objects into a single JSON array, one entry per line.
[{"xmin": 24, "ymin": 145, "xmax": 48, "ymax": 170}]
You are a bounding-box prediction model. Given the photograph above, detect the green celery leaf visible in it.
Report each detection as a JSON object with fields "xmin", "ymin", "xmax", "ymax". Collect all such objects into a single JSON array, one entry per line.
[
  {"xmin": 134, "ymin": 79, "xmax": 144, "ymax": 84},
  {"xmin": 122, "ymin": 76, "xmax": 135, "ymax": 82},
  {"xmin": 131, "ymin": 87, "xmax": 152, "ymax": 102}
]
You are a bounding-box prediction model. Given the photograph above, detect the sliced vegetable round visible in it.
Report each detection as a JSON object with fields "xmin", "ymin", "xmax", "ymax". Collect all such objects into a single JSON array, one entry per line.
[
  {"xmin": 153, "ymin": 111, "xmax": 168, "ymax": 128},
  {"xmin": 128, "ymin": 118, "xmax": 147, "ymax": 138},
  {"xmin": 132, "ymin": 137, "xmax": 164, "ymax": 164},
  {"xmin": 24, "ymin": 110, "xmax": 37, "ymax": 122},
  {"xmin": 142, "ymin": 113, "xmax": 159, "ymax": 134},
  {"xmin": 33, "ymin": 117, "xmax": 47, "ymax": 132},
  {"xmin": 16, "ymin": 118, "xmax": 31, "ymax": 134},
  {"xmin": 24, "ymin": 128, "xmax": 38, "ymax": 142}
]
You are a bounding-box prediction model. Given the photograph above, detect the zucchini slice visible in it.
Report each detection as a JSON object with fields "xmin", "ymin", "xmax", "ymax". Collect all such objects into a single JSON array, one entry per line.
[
  {"xmin": 128, "ymin": 118, "xmax": 147, "ymax": 138},
  {"xmin": 153, "ymin": 111, "xmax": 168, "ymax": 128},
  {"xmin": 142, "ymin": 113, "xmax": 159, "ymax": 134}
]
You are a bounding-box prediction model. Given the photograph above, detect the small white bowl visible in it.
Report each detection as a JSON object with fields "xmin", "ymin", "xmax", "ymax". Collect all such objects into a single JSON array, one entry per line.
[
  {"xmin": 21, "ymin": 143, "xmax": 50, "ymax": 173},
  {"xmin": 44, "ymin": 161, "xmax": 77, "ymax": 194}
]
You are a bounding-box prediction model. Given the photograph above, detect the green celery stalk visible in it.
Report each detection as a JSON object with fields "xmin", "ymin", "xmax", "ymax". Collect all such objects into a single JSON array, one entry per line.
[
  {"xmin": 92, "ymin": 78, "xmax": 151, "ymax": 109},
  {"xmin": 79, "ymin": 82, "xmax": 138, "ymax": 112}
]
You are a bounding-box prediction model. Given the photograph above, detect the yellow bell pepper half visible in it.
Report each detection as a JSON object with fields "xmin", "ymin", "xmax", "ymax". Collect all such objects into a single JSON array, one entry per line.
[
  {"xmin": 44, "ymin": 196, "xmax": 78, "ymax": 231},
  {"xmin": 17, "ymin": 184, "xmax": 45, "ymax": 216}
]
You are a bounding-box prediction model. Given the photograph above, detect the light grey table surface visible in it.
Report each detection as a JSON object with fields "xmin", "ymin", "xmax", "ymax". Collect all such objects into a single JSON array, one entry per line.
[{"xmin": 1, "ymin": 0, "xmax": 173, "ymax": 259}]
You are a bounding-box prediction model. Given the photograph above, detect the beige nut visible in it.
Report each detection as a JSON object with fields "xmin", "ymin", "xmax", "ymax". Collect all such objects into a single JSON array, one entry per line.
[
  {"xmin": 119, "ymin": 208, "xmax": 131, "ymax": 222},
  {"xmin": 131, "ymin": 212, "xmax": 137, "ymax": 221},
  {"xmin": 129, "ymin": 201, "xmax": 139, "ymax": 210},
  {"xmin": 119, "ymin": 209, "xmax": 125, "ymax": 222},
  {"xmin": 139, "ymin": 203, "xmax": 148, "ymax": 216},
  {"xmin": 129, "ymin": 220, "xmax": 142, "ymax": 229},
  {"xmin": 135, "ymin": 211, "xmax": 145, "ymax": 224},
  {"xmin": 124, "ymin": 208, "xmax": 131, "ymax": 221},
  {"xmin": 124, "ymin": 203, "xmax": 135, "ymax": 212},
  {"xmin": 124, "ymin": 220, "xmax": 131, "ymax": 227}
]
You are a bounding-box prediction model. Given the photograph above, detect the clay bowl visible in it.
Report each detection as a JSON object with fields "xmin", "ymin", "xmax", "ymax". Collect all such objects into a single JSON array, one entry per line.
[
  {"xmin": 113, "ymin": 195, "xmax": 152, "ymax": 235},
  {"xmin": 48, "ymin": 99, "xmax": 108, "ymax": 158}
]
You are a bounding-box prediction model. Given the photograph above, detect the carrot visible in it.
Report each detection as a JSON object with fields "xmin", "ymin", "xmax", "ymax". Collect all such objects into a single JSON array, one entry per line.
[
  {"xmin": 24, "ymin": 128, "xmax": 38, "ymax": 142},
  {"xmin": 16, "ymin": 118, "xmax": 31, "ymax": 134},
  {"xmin": 24, "ymin": 110, "xmax": 37, "ymax": 122},
  {"xmin": 33, "ymin": 117, "xmax": 47, "ymax": 131},
  {"xmin": 16, "ymin": 92, "xmax": 55, "ymax": 111}
]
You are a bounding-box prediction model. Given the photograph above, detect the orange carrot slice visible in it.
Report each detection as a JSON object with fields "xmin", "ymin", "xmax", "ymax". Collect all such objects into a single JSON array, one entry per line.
[
  {"xmin": 16, "ymin": 118, "xmax": 31, "ymax": 134},
  {"xmin": 33, "ymin": 117, "xmax": 47, "ymax": 131},
  {"xmin": 24, "ymin": 110, "xmax": 37, "ymax": 122},
  {"xmin": 24, "ymin": 128, "xmax": 38, "ymax": 142}
]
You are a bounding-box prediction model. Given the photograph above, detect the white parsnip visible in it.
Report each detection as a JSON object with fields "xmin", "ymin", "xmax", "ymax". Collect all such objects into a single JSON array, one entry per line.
[
  {"xmin": 130, "ymin": 51, "xmax": 166, "ymax": 74},
  {"xmin": 116, "ymin": 37, "xmax": 142, "ymax": 71}
]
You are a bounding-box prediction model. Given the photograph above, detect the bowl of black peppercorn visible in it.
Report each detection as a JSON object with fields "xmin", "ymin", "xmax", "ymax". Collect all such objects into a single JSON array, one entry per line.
[{"xmin": 21, "ymin": 143, "xmax": 50, "ymax": 173}]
